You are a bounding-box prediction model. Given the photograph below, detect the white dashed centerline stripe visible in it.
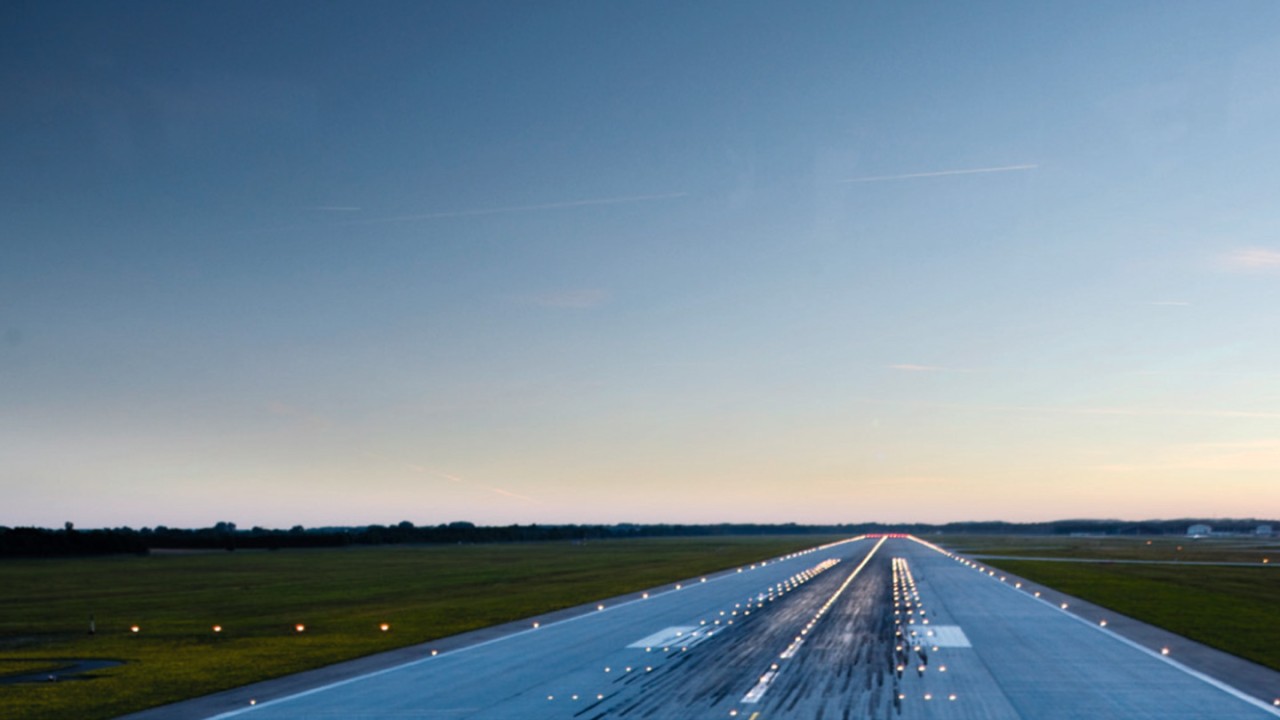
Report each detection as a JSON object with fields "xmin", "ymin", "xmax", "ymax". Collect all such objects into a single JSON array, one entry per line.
[{"xmin": 740, "ymin": 536, "xmax": 887, "ymax": 706}]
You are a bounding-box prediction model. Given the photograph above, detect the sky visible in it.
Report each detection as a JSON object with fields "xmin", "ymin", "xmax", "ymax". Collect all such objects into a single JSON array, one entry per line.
[{"xmin": 3, "ymin": 0, "xmax": 1280, "ymax": 529}]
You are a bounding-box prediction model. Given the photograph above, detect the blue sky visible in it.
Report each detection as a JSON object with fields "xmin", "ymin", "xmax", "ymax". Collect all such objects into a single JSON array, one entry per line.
[{"xmin": 4, "ymin": 1, "xmax": 1280, "ymax": 528}]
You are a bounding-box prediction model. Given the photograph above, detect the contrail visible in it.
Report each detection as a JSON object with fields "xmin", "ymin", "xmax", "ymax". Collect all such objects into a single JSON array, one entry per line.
[
  {"xmin": 363, "ymin": 452, "xmax": 540, "ymax": 503},
  {"xmin": 886, "ymin": 364, "xmax": 950, "ymax": 372},
  {"xmin": 841, "ymin": 164, "xmax": 1038, "ymax": 183},
  {"xmin": 488, "ymin": 487, "xmax": 538, "ymax": 503},
  {"xmin": 342, "ymin": 192, "xmax": 689, "ymax": 225},
  {"xmin": 431, "ymin": 470, "xmax": 540, "ymax": 503}
]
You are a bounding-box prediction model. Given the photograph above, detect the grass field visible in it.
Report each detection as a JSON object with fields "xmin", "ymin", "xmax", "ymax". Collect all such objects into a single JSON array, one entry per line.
[
  {"xmin": 0, "ymin": 535, "xmax": 839, "ymax": 720},
  {"xmin": 940, "ymin": 534, "xmax": 1279, "ymax": 563},
  {"xmin": 935, "ymin": 535, "xmax": 1280, "ymax": 673}
]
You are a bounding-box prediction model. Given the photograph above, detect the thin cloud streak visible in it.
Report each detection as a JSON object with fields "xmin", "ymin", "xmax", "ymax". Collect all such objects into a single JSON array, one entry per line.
[
  {"xmin": 1092, "ymin": 438, "xmax": 1280, "ymax": 474},
  {"xmin": 841, "ymin": 164, "xmax": 1038, "ymax": 183},
  {"xmin": 847, "ymin": 397, "xmax": 1280, "ymax": 421},
  {"xmin": 363, "ymin": 453, "xmax": 540, "ymax": 503},
  {"xmin": 979, "ymin": 403, "xmax": 1280, "ymax": 420},
  {"xmin": 341, "ymin": 192, "xmax": 689, "ymax": 226},
  {"xmin": 488, "ymin": 487, "xmax": 538, "ymax": 502},
  {"xmin": 886, "ymin": 364, "xmax": 968, "ymax": 373},
  {"xmin": 422, "ymin": 468, "xmax": 540, "ymax": 503},
  {"xmin": 1221, "ymin": 247, "xmax": 1280, "ymax": 272}
]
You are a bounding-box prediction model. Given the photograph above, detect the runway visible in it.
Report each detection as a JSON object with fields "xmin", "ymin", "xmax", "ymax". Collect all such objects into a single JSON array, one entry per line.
[{"xmin": 194, "ymin": 536, "xmax": 1279, "ymax": 720}]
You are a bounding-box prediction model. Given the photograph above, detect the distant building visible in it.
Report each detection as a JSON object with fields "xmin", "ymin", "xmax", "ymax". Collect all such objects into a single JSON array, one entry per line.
[
  {"xmin": 1258, "ymin": 524, "xmax": 1273, "ymax": 537},
  {"xmin": 1187, "ymin": 524, "xmax": 1212, "ymax": 537}
]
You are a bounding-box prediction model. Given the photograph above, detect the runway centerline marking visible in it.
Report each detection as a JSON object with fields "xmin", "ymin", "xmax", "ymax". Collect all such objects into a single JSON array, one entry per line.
[{"xmin": 740, "ymin": 536, "xmax": 887, "ymax": 706}]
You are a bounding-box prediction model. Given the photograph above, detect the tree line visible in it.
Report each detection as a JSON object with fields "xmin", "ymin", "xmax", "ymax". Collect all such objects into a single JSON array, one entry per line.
[{"xmin": 0, "ymin": 517, "xmax": 1273, "ymax": 557}]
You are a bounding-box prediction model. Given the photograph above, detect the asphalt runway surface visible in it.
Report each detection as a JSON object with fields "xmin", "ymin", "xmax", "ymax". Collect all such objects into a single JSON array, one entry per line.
[{"xmin": 159, "ymin": 535, "xmax": 1280, "ymax": 720}]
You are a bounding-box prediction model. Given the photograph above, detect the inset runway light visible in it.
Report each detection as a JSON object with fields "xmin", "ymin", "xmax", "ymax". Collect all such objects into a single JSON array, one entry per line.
[
  {"xmin": 380, "ymin": 623, "xmax": 390, "ymax": 632},
  {"xmin": 213, "ymin": 625, "xmax": 222, "ymax": 633},
  {"xmin": 295, "ymin": 624, "xmax": 305, "ymax": 633},
  {"xmin": 1099, "ymin": 620, "xmax": 1107, "ymax": 627},
  {"xmin": 1161, "ymin": 647, "xmax": 1170, "ymax": 655},
  {"xmin": 130, "ymin": 625, "xmax": 140, "ymax": 633},
  {"xmin": 249, "ymin": 699, "xmax": 256, "ymax": 706},
  {"xmin": 1061, "ymin": 603, "xmax": 1069, "ymax": 610},
  {"xmin": 949, "ymin": 694, "xmax": 957, "ymax": 701},
  {"xmin": 533, "ymin": 622, "xmax": 540, "ymax": 628},
  {"xmin": 597, "ymin": 604, "xmax": 605, "ymax": 611}
]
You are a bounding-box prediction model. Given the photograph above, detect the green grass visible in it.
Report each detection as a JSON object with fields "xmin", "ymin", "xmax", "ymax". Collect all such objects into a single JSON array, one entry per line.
[
  {"xmin": 984, "ymin": 559, "xmax": 1280, "ymax": 672},
  {"xmin": 0, "ymin": 660, "xmax": 68, "ymax": 679},
  {"xmin": 939, "ymin": 534, "xmax": 1279, "ymax": 563},
  {"xmin": 0, "ymin": 536, "xmax": 837, "ymax": 720}
]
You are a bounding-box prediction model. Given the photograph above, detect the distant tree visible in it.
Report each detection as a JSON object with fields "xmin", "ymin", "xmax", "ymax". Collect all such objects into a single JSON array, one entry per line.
[{"xmin": 64, "ymin": 521, "xmax": 74, "ymax": 532}]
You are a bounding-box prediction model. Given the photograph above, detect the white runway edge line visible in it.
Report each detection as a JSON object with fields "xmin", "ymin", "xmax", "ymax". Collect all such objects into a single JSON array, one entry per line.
[
  {"xmin": 740, "ymin": 536, "xmax": 888, "ymax": 706},
  {"xmin": 207, "ymin": 536, "xmax": 870, "ymax": 719},
  {"xmin": 907, "ymin": 536, "xmax": 1280, "ymax": 718}
]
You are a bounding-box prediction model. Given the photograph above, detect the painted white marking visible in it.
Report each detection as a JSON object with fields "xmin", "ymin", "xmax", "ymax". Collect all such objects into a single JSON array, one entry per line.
[
  {"xmin": 779, "ymin": 637, "xmax": 805, "ymax": 659},
  {"xmin": 628, "ymin": 627, "xmax": 699, "ymax": 649},
  {"xmin": 915, "ymin": 625, "xmax": 970, "ymax": 648},
  {"xmin": 741, "ymin": 670, "xmax": 779, "ymax": 704}
]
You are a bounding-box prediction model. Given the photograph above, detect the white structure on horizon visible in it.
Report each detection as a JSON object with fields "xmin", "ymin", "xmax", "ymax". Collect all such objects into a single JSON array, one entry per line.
[
  {"xmin": 1187, "ymin": 523, "xmax": 1211, "ymax": 537},
  {"xmin": 1258, "ymin": 524, "xmax": 1273, "ymax": 537}
]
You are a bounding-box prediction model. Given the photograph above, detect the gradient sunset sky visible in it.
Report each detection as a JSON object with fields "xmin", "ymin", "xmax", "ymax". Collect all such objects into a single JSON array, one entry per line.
[{"xmin": 4, "ymin": 1, "xmax": 1280, "ymax": 529}]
